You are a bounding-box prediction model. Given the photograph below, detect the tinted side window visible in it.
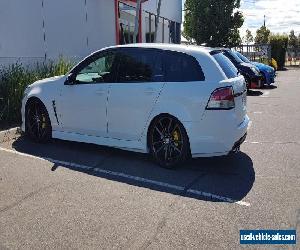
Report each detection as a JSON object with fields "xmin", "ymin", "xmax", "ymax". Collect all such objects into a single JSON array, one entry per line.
[
  {"xmin": 212, "ymin": 52, "xmax": 238, "ymax": 79},
  {"xmin": 164, "ymin": 52, "xmax": 205, "ymax": 82},
  {"xmin": 116, "ymin": 49, "xmax": 164, "ymax": 83},
  {"xmin": 75, "ymin": 52, "xmax": 116, "ymax": 84}
]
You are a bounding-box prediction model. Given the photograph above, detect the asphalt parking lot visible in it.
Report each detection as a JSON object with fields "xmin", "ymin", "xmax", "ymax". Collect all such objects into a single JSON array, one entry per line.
[{"xmin": 0, "ymin": 69, "xmax": 300, "ymax": 249}]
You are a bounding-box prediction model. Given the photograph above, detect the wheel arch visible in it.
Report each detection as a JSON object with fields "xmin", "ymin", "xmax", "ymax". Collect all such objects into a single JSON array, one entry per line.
[
  {"xmin": 146, "ymin": 113, "xmax": 191, "ymax": 154},
  {"xmin": 25, "ymin": 96, "xmax": 51, "ymax": 132}
]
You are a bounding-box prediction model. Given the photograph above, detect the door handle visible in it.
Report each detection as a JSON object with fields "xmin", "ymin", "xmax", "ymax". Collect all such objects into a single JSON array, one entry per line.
[
  {"xmin": 145, "ymin": 88, "xmax": 155, "ymax": 95},
  {"xmin": 95, "ymin": 89, "xmax": 105, "ymax": 95}
]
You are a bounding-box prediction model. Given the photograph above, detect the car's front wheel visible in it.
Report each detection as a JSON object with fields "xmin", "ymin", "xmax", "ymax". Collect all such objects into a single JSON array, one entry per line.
[
  {"xmin": 149, "ymin": 115, "xmax": 190, "ymax": 169},
  {"xmin": 25, "ymin": 99, "xmax": 52, "ymax": 143}
]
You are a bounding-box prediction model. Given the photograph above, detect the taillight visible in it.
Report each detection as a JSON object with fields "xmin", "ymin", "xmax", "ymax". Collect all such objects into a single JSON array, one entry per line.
[{"xmin": 206, "ymin": 86, "xmax": 235, "ymax": 110}]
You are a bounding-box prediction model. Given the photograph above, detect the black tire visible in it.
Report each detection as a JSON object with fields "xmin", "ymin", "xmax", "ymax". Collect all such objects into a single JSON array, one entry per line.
[
  {"xmin": 245, "ymin": 77, "xmax": 250, "ymax": 92},
  {"xmin": 25, "ymin": 99, "xmax": 52, "ymax": 143},
  {"xmin": 148, "ymin": 115, "xmax": 190, "ymax": 169}
]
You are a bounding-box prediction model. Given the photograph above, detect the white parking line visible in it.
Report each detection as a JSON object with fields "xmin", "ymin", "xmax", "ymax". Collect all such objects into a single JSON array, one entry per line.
[
  {"xmin": 0, "ymin": 146, "xmax": 250, "ymax": 207},
  {"xmin": 187, "ymin": 189, "xmax": 250, "ymax": 207},
  {"xmin": 247, "ymin": 120, "xmax": 252, "ymax": 130},
  {"xmin": 261, "ymin": 91, "xmax": 270, "ymax": 98},
  {"xmin": 253, "ymin": 111, "xmax": 263, "ymax": 114},
  {"xmin": 247, "ymin": 141, "xmax": 261, "ymax": 144}
]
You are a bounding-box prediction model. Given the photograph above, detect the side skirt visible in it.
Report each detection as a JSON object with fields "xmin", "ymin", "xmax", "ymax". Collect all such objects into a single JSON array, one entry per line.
[{"xmin": 52, "ymin": 130, "xmax": 147, "ymax": 153}]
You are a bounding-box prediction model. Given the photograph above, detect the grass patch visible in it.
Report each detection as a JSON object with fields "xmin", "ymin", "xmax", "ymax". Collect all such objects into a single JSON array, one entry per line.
[{"xmin": 0, "ymin": 57, "xmax": 74, "ymax": 128}]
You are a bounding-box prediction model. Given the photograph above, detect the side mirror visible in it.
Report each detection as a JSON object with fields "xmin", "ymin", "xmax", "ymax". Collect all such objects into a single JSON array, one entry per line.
[{"xmin": 64, "ymin": 73, "xmax": 76, "ymax": 85}]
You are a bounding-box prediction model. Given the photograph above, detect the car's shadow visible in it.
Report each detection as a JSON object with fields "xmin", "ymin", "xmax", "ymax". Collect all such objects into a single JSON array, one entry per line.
[
  {"xmin": 247, "ymin": 90, "xmax": 263, "ymax": 96},
  {"xmin": 264, "ymin": 85, "xmax": 277, "ymax": 89},
  {"xmin": 12, "ymin": 136, "xmax": 255, "ymax": 204}
]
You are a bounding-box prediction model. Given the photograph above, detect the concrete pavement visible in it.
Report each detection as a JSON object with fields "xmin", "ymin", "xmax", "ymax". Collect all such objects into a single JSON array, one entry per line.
[{"xmin": 0, "ymin": 69, "xmax": 299, "ymax": 249}]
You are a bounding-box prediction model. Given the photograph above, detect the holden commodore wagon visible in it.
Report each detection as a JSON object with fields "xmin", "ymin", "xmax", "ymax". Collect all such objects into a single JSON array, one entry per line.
[{"xmin": 22, "ymin": 44, "xmax": 249, "ymax": 168}]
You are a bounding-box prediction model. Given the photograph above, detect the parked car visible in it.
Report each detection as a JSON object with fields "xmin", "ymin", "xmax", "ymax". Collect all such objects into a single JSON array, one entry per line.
[
  {"xmin": 22, "ymin": 44, "xmax": 249, "ymax": 168},
  {"xmin": 220, "ymin": 48, "xmax": 262, "ymax": 90},
  {"xmin": 234, "ymin": 51, "xmax": 276, "ymax": 87}
]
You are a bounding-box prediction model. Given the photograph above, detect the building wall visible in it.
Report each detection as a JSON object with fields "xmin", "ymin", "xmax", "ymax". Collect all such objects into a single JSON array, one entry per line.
[
  {"xmin": 0, "ymin": 0, "xmax": 181, "ymax": 67},
  {"xmin": 0, "ymin": 0, "xmax": 45, "ymax": 65},
  {"xmin": 142, "ymin": 0, "xmax": 182, "ymax": 23},
  {"xmin": 0, "ymin": 0, "xmax": 116, "ymax": 66}
]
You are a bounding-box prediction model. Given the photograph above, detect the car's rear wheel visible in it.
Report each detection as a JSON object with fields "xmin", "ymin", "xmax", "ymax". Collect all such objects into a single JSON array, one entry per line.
[
  {"xmin": 149, "ymin": 115, "xmax": 190, "ymax": 169},
  {"xmin": 26, "ymin": 99, "xmax": 52, "ymax": 143}
]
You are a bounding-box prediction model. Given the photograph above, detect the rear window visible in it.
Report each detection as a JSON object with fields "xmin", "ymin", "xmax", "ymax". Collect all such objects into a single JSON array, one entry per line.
[
  {"xmin": 164, "ymin": 51, "xmax": 205, "ymax": 82},
  {"xmin": 211, "ymin": 52, "xmax": 239, "ymax": 79}
]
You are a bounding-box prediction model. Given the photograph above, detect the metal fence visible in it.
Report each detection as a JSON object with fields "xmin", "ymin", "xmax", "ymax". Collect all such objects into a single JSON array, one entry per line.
[
  {"xmin": 234, "ymin": 44, "xmax": 271, "ymax": 62},
  {"xmin": 286, "ymin": 48, "xmax": 300, "ymax": 67}
]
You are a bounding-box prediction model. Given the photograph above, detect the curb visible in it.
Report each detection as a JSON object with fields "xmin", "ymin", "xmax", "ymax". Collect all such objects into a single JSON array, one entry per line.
[{"xmin": 0, "ymin": 127, "xmax": 22, "ymax": 143}]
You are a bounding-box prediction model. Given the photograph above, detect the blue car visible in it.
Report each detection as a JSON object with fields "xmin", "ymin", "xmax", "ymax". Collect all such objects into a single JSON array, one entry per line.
[{"xmin": 235, "ymin": 51, "xmax": 276, "ymax": 87}]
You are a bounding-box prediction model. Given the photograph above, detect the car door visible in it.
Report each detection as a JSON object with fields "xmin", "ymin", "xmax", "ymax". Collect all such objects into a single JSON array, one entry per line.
[
  {"xmin": 107, "ymin": 48, "xmax": 165, "ymax": 141},
  {"xmin": 58, "ymin": 50, "xmax": 117, "ymax": 137}
]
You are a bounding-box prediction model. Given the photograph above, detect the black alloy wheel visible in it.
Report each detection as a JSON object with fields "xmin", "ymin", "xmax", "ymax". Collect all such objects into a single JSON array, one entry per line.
[
  {"xmin": 26, "ymin": 100, "xmax": 52, "ymax": 143},
  {"xmin": 149, "ymin": 115, "xmax": 190, "ymax": 168}
]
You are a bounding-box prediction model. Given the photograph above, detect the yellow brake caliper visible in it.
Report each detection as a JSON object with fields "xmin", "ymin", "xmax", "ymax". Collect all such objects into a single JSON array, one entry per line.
[
  {"xmin": 41, "ymin": 115, "xmax": 46, "ymax": 129},
  {"xmin": 172, "ymin": 130, "xmax": 180, "ymax": 147}
]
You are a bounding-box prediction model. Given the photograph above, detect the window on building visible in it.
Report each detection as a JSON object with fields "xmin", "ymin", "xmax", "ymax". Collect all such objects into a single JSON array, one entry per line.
[
  {"xmin": 144, "ymin": 12, "xmax": 180, "ymax": 44},
  {"xmin": 145, "ymin": 13, "xmax": 155, "ymax": 43},
  {"xmin": 118, "ymin": 2, "xmax": 138, "ymax": 45},
  {"xmin": 116, "ymin": 48, "xmax": 164, "ymax": 83},
  {"xmin": 163, "ymin": 19, "xmax": 170, "ymax": 43},
  {"xmin": 164, "ymin": 52, "xmax": 205, "ymax": 82},
  {"xmin": 169, "ymin": 21, "xmax": 181, "ymax": 44}
]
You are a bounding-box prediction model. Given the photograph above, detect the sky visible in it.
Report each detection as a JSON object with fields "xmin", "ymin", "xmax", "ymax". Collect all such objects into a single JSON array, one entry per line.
[
  {"xmin": 239, "ymin": 0, "xmax": 300, "ymax": 36},
  {"xmin": 182, "ymin": 0, "xmax": 300, "ymax": 37}
]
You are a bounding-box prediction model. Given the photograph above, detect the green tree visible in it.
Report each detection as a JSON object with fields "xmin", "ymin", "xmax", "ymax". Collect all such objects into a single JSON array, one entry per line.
[
  {"xmin": 255, "ymin": 25, "xmax": 270, "ymax": 44},
  {"xmin": 269, "ymin": 34, "xmax": 288, "ymax": 69},
  {"xmin": 244, "ymin": 29, "xmax": 253, "ymax": 44},
  {"xmin": 288, "ymin": 30, "xmax": 298, "ymax": 48},
  {"xmin": 183, "ymin": 0, "xmax": 244, "ymax": 47}
]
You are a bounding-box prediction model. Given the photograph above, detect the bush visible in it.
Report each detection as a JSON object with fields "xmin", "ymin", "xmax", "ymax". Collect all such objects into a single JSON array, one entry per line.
[
  {"xmin": 0, "ymin": 57, "xmax": 73, "ymax": 126},
  {"xmin": 261, "ymin": 57, "xmax": 278, "ymax": 71},
  {"xmin": 270, "ymin": 58, "xmax": 278, "ymax": 71},
  {"xmin": 270, "ymin": 34, "xmax": 288, "ymax": 70}
]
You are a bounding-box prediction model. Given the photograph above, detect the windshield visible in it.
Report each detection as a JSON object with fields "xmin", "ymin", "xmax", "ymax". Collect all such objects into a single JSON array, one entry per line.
[
  {"xmin": 211, "ymin": 51, "xmax": 239, "ymax": 79},
  {"xmin": 235, "ymin": 52, "xmax": 251, "ymax": 63},
  {"xmin": 224, "ymin": 50, "xmax": 244, "ymax": 64}
]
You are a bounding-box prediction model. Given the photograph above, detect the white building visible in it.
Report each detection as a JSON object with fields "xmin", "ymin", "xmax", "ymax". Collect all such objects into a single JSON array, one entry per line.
[{"xmin": 0, "ymin": 0, "xmax": 182, "ymax": 66}]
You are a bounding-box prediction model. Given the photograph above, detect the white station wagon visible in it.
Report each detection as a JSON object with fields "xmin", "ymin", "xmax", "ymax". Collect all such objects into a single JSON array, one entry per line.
[{"xmin": 22, "ymin": 44, "xmax": 249, "ymax": 168}]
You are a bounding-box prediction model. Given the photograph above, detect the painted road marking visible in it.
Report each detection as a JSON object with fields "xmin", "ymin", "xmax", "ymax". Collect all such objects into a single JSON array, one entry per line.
[
  {"xmin": 187, "ymin": 189, "xmax": 250, "ymax": 207},
  {"xmin": 244, "ymin": 141, "xmax": 300, "ymax": 145},
  {"xmin": 261, "ymin": 91, "xmax": 270, "ymax": 98},
  {"xmin": 0, "ymin": 146, "xmax": 250, "ymax": 207},
  {"xmin": 247, "ymin": 121, "xmax": 252, "ymax": 130},
  {"xmin": 253, "ymin": 111, "xmax": 263, "ymax": 114}
]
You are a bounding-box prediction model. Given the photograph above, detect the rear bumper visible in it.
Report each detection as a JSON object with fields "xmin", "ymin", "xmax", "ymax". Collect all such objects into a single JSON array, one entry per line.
[
  {"xmin": 185, "ymin": 114, "xmax": 250, "ymax": 158},
  {"xmin": 229, "ymin": 132, "xmax": 247, "ymax": 154}
]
